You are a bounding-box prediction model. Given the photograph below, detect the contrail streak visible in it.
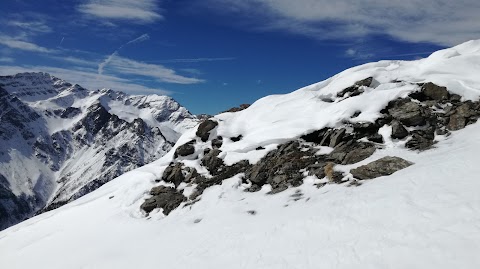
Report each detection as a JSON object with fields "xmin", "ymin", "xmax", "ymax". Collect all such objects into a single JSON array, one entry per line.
[{"xmin": 98, "ymin": 34, "xmax": 150, "ymax": 75}]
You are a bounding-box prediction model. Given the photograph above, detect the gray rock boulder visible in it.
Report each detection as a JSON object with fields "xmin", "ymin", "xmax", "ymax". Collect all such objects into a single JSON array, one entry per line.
[
  {"xmin": 174, "ymin": 140, "xmax": 196, "ymax": 158},
  {"xmin": 391, "ymin": 121, "xmax": 409, "ymax": 139},
  {"xmin": 196, "ymin": 120, "xmax": 218, "ymax": 142},
  {"xmin": 350, "ymin": 156, "xmax": 413, "ymax": 180},
  {"xmin": 161, "ymin": 163, "xmax": 185, "ymax": 187},
  {"xmin": 201, "ymin": 148, "xmax": 224, "ymax": 176},
  {"xmin": 328, "ymin": 140, "xmax": 376, "ymax": 165},
  {"xmin": 388, "ymin": 101, "xmax": 426, "ymax": 126},
  {"xmin": 140, "ymin": 186, "xmax": 185, "ymax": 214},
  {"xmin": 422, "ymin": 82, "xmax": 449, "ymax": 101}
]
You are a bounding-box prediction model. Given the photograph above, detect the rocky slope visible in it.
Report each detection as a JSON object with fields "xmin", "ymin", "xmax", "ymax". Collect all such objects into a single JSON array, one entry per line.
[
  {"xmin": 0, "ymin": 72, "xmax": 198, "ymax": 229},
  {"xmin": 2, "ymin": 40, "xmax": 480, "ymax": 269}
]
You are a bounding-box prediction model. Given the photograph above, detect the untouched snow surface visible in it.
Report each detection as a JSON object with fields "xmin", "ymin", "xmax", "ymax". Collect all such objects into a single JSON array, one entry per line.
[{"xmin": 1, "ymin": 41, "xmax": 480, "ymax": 268}]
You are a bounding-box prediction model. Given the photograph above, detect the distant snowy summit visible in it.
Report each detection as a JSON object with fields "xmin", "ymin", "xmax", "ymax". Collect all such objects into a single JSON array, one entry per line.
[{"xmin": 0, "ymin": 72, "xmax": 198, "ymax": 230}]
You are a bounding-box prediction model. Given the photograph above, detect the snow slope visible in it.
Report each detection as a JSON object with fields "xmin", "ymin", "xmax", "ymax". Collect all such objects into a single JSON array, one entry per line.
[{"xmin": 1, "ymin": 41, "xmax": 480, "ymax": 268}]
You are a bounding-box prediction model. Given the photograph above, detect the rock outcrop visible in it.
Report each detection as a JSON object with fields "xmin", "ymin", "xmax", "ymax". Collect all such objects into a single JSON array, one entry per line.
[
  {"xmin": 350, "ymin": 157, "xmax": 414, "ymax": 180},
  {"xmin": 141, "ymin": 80, "xmax": 480, "ymax": 216}
]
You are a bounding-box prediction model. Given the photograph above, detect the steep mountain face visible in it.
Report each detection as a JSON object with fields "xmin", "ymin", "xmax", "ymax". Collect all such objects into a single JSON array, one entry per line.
[
  {"xmin": 0, "ymin": 72, "xmax": 198, "ymax": 229},
  {"xmin": 2, "ymin": 41, "xmax": 480, "ymax": 269}
]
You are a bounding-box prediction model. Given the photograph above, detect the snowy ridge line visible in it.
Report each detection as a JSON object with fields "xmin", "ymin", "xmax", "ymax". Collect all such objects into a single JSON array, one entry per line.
[{"xmin": 0, "ymin": 72, "xmax": 198, "ymax": 230}]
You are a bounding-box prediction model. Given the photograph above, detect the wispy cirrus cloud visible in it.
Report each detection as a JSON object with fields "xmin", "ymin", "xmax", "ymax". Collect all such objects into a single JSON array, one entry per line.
[
  {"xmin": 7, "ymin": 20, "xmax": 52, "ymax": 34},
  {"xmin": 0, "ymin": 35, "xmax": 54, "ymax": 53},
  {"xmin": 205, "ymin": 0, "xmax": 480, "ymax": 46},
  {"xmin": 96, "ymin": 34, "xmax": 203, "ymax": 84},
  {"xmin": 154, "ymin": 57, "xmax": 236, "ymax": 64},
  {"xmin": 0, "ymin": 57, "xmax": 14, "ymax": 63},
  {"xmin": 107, "ymin": 56, "xmax": 204, "ymax": 84},
  {"xmin": 78, "ymin": 0, "xmax": 163, "ymax": 24},
  {"xmin": 98, "ymin": 33, "xmax": 150, "ymax": 75}
]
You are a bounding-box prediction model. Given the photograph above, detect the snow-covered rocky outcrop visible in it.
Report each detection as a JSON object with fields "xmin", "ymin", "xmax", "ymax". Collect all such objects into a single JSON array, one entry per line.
[
  {"xmin": 0, "ymin": 73, "xmax": 198, "ymax": 229},
  {"xmin": 2, "ymin": 41, "xmax": 480, "ymax": 268}
]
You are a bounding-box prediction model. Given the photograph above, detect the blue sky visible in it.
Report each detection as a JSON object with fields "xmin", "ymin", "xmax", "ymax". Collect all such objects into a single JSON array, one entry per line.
[{"xmin": 0, "ymin": 0, "xmax": 479, "ymax": 114}]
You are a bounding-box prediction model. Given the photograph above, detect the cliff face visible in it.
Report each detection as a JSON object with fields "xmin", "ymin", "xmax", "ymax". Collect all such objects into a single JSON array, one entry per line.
[{"xmin": 0, "ymin": 72, "xmax": 198, "ymax": 229}]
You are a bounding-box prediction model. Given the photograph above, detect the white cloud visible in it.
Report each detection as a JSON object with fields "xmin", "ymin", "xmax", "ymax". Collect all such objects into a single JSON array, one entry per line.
[
  {"xmin": 0, "ymin": 35, "xmax": 54, "ymax": 53},
  {"xmin": 0, "ymin": 65, "xmax": 171, "ymax": 95},
  {"xmin": 78, "ymin": 0, "xmax": 163, "ymax": 24},
  {"xmin": 98, "ymin": 34, "xmax": 150, "ymax": 75},
  {"xmin": 0, "ymin": 57, "xmax": 14, "ymax": 63},
  {"xmin": 8, "ymin": 20, "xmax": 52, "ymax": 34},
  {"xmin": 107, "ymin": 56, "xmax": 205, "ymax": 84},
  {"xmin": 345, "ymin": 49, "xmax": 356, "ymax": 57},
  {"xmin": 207, "ymin": 0, "xmax": 480, "ymax": 46}
]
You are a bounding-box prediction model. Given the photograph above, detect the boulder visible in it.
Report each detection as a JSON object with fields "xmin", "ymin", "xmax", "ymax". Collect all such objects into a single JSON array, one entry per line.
[
  {"xmin": 405, "ymin": 132, "xmax": 434, "ymax": 151},
  {"xmin": 196, "ymin": 120, "xmax": 218, "ymax": 142},
  {"xmin": 161, "ymin": 163, "xmax": 185, "ymax": 187},
  {"xmin": 211, "ymin": 137, "xmax": 223, "ymax": 148},
  {"xmin": 141, "ymin": 186, "xmax": 185, "ymax": 214},
  {"xmin": 329, "ymin": 128, "xmax": 346, "ymax": 147},
  {"xmin": 350, "ymin": 156, "xmax": 413, "ymax": 180},
  {"xmin": 201, "ymin": 149, "xmax": 224, "ymax": 175},
  {"xmin": 422, "ymin": 82, "xmax": 449, "ymax": 101},
  {"xmin": 390, "ymin": 121, "xmax": 409, "ymax": 139},
  {"xmin": 337, "ymin": 77, "xmax": 373, "ymax": 98},
  {"xmin": 245, "ymin": 141, "xmax": 321, "ymax": 193},
  {"xmin": 174, "ymin": 140, "xmax": 195, "ymax": 158},
  {"xmin": 329, "ymin": 140, "xmax": 376, "ymax": 165},
  {"xmin": 447, "ymin": 114, "xmax": 466, "ymax": 131},
  {"xmin": 388, "ymin": 101, "xmax": 426, "ymax": 126}
]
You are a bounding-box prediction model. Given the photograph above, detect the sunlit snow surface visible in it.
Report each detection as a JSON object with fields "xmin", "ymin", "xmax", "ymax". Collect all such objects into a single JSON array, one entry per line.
[{"xmin": 1, "ymin": 41, "xmax": 480, "ymax": 268}]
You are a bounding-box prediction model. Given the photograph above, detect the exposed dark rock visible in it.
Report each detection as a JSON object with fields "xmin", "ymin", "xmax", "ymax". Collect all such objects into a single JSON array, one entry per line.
[
  {"xmin": 201, "ymin": 149, "xmax": 224, "ymax": 176},
  {"xmin": 161, "ymin": 163, "xmax": 185, "ymax": 187},
  {"xmin": 388, "ymin": 100, "xmax": 427, "ymax": 126},
  {"xmin": 328, "ymin": 140, "xmax": 376, "ymax": 165},
  {"xmin": 351, "ymin": 111, "xmax": 362, "ymax": 118},
  {"xmin": 245, "ymin": 141, "xmax": 322, "ymax": 193},
  {"xmin": 301, "ymin": 127, "xmax": 351, "ymax": 147},
  {"xmin": 211, "ymin": 137, "xmax": 223, "ymax": 148},
  {"xmin": 352, "ymin": 121, "xmax": 380, "ymax": 139},
  {"xmin": 141, "ymin": 186, "xmax": 185, "ymax": 215},
  {"xmin": 337, "ymin": 77, "xmax": 373, "ymax": 98},
  {"xmin": 329, "ymin": 128, "xmax": 346, "ymax": 147},
  {"xmin": 174, "ymin": 140, "xmax": 196, "ymax": 158},
  {"xmin": 367, "ymin": 133, "xmax": 384, "ymax": 143},
  {"xmin": 350, "ymin": 156, "xmax": 413, "ymax": 180},
  {"xmin": 196, "ymin": 120, "xmax": 218, "ymax": 142},
  {"xmin": 405, "ymin": 130, "xmax": 435, "ymax": 150},
  {"xmin": 410, "ymin": 82, "xmax": 449, "ymax": 101},
  {"xmin": 450, "ymin": 94, "xmax": 462, "ymax": 102},
  {"xmin": 60, "ymin": 107, "xmax": 81, "ymax": 118},
  {"xmin": 223, "ymin": 104, "xmax": 250, "ymax": 113},
  {"xmin": 447, "ymin": 114, "xmax": 466, "ymax": 131},
  {"xmin": 423, "ymin": 82, "xmax": 449, "ymax": 101},
  {"xmin": 230, "ymin": 135, "xmax": 243, "ymax": 142},
  {"xmin": 391, "ymin": 121, "xmax": 409, "ymax": 139}
]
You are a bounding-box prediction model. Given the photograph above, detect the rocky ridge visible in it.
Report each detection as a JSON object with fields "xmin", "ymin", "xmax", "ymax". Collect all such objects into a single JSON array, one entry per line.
[
  {"xmin": 141, "ymin": 79, "xmax": 480, "ymax": 215},
  {"xmin": 0, "ymin": 72, "xmax": 198, "ymax": 229}
]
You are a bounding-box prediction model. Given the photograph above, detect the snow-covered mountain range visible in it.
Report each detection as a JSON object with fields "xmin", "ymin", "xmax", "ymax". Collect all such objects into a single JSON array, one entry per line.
[
  {"xmin": 0, "ymin": 72, "xmax": 198, "ymax": 229},
  {"xmin": 2, "ymin": 40, "xmax": 480, "ymax": 268}
]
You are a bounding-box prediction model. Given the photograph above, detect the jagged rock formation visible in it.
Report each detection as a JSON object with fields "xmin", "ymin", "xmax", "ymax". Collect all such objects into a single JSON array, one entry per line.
[
  {"xmin": 141, "ymin": 80, "xmax": 480, "ymax": 215},
  {"xmin": 0, "ymin": 72, "xmax": 198, "ymax": 229}
]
